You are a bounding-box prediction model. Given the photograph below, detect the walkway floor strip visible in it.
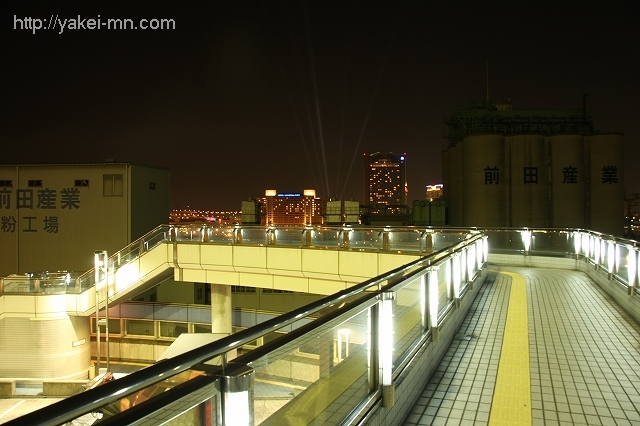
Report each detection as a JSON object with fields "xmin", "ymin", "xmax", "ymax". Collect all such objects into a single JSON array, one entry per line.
[
  {"xmin": 489, "ymin": 272, "xmax": 531, "ymax": 426},
  {"xmin": 0, "ymin": 400, "xmax": 25, "ymax": 420}
]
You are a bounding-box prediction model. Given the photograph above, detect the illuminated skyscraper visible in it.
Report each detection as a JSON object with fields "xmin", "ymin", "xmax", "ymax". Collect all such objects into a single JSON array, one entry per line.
[
  {"xmin": 363, "ymin": 152, "xmax": 407, "ymax": 205},
  {"xmin": 260, "ymin": 189, "xmax": 323, "ymax": 225}
]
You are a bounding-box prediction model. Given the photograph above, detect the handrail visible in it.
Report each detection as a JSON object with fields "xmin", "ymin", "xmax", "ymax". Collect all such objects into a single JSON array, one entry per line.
[
  {"xmin": 4, "ymin": 231, "xmax": 486, "ymax": 426},
  {"xmin": 0, "ymin": 224, "xmax": 472, "ymax": 296},
  {"xmin": 3, "ymin": 226, "xmax": 638, "ymax": 425}
]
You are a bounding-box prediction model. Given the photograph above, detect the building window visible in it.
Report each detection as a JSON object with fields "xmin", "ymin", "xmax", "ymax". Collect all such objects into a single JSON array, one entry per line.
[
  {"xmin": 159, "ymin": 321, "xmax": 188, "ymax": 339},
  {"xmin": 149, "ymin": 182, "xmax": 156, "ymax": 190},
  {"xmin": 75, "ymin": 179, "xmax": 89, "ymax": 187},
  {"xmin": 231, "ymin": 285, "xmax": 257, "ymax": 293},
  {"xmin": 103, "ymin": 174, "xmax": 124, "ymax": 196},
  {"xmin": 125, "ymin": 319, "xmax": 154, "ymax": 337},
  {"xmin": 263, "ymin": 289, "xmax": 294, "ymax": 294},
  {"xmin": 0, "ymin": 180, "xmax": 12, "ymax": 187},
  {"xmin": 28, "ymin": 180, "xmax": 42, "ymax": 187}
]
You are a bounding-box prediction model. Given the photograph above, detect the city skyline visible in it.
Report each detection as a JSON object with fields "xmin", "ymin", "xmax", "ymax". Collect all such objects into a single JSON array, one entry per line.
[{"xmin": 3, "ymin": 2, "xmax": 638, "ymax": 211}]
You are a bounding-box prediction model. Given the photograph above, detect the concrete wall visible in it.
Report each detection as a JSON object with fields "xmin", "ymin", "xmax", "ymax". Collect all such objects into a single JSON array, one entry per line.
[
  {"xmin": 130, "ymin": 164, "xmax": 170, "ymax": 241},
  {"xmin": 0, "ymin": 163, "xmax": 170, "ymax": 277},
  {"xmin": 0, "ymin": 316, "xmax": 90, "ymax": 379},
  {"xmin": 443, "ymin": 133, "xmax": 624, "ymax": 235}
]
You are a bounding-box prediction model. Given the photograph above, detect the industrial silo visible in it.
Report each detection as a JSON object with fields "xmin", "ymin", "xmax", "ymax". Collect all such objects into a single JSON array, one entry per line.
[
  {"xmin": 549, "ymin": 134, "xmax": 585, "ymax": 228},
  {"xmin": 587, "ymin": 134, "xmax": 624, "ymax": 236},
  {"xmin": 462, "ymin": 134, "xmax": 505, "ymax": 227},
  {"xmin": 448, "ymin": 144, "xmax": 464, "ymax": 226},
  {"xmin": 442, "ymin": 148, "xmax": 450, "ymax": 224},
  {"xmin": 507, "ymin": 134, "xmax": 548, "ymax": 227}
]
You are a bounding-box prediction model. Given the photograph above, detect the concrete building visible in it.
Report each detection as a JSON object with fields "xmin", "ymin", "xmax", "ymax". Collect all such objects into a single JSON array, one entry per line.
[
  {"xmin": 0, "ymin": 162, "xmax": 169, "ymax": 379},
  {"xmin": 0, "ymin": 162, "xmax": 170, "ymax": 276},
  {"xmin": 242, "ymin": 190, "xmax": 324, "ymax": 226},
  {"xmin": 363, "ymin": 152, "xmax": 407, "ymax": 205},
  {"xmin": 441, "ymin": 100, "xmax": 625, "ymax": 235},
  {"xmin": 425, "ymin": 184, "xmax": 443, "ymax": 201}
]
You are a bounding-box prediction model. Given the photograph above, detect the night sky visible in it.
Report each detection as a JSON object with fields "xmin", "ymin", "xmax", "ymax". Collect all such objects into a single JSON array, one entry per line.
[{"xmin": 3, "ymin": 2, "xmax": 639, "ymax": 211}]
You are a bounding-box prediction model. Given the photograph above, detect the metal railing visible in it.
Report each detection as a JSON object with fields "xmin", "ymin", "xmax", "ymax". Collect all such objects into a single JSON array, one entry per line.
[
  {"xmin": 3, "ymin": 229, "xmax": 488, "ymax": 426},
  {"xmin": 0, "ymin": 224, "xmax": 469, "ymax": 296},
  {"xmin": 4, "ymin": 226, "xmax": 639, "ymax": 426}
]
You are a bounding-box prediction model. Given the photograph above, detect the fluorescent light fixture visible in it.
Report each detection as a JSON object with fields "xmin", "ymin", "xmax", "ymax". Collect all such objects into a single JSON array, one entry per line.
[
  {"xmin": 608, "ymin": 242, "xmax": 615, "ymax": 273},
  {"xmin": 379, "ymin": 297, "xmax": 393, "ymax": 386},
  {"xmin": 574, "ymin": 232, "xmax": 581, "ymax": 255},
  {"xmin": 521, "ymin": 230, "xmax": 532, "ymax": 252},
  {"xmin": 225, "ymin": 390, "xmax": 250, "ymax": 426},
  {"xmin": 429, "ymin": 270, "xmax": 438, "ymax": 328},
  {"xmin": 628, "ymin": 249, "xmax": 637, "ymax": 288}
]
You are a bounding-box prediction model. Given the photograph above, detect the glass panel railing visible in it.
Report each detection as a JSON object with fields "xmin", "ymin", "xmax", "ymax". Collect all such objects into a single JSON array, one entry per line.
[
  {"xmin": 0, "ymin": 271, "xmax": 82, "ymax": 295},
  {"xmin": 392, "ymin": 274, "xmax": 425, "ymax": 366},
  {"xmin": 530, "ymin": 230, "xmax": 574, "ymax": 256},
  {"xmin": 4, "ymin": 230, "xmax": 488, "ymax": 426},
  {"xmin": 307, "ymin": 227, "xmax": 342, "ymax": 248},
  {"xmin": 432, "ymin": 231, "xmax": 468, "ymax": 251},
  {"xmin": 249, "ymin": 303, "xmax": 374, "ymax": 426},
  {"xmin": 437, "ymin": 260, "xmax": 451, "ymax": 317},
  {"xmin": 348, "ymin": 229, "xmax": 381, "ymax": 250},
  {"xmin": 388, "ymin": 229, "xmax": 422, "ymax": 253},
  {"xmin": 485, "ymin": 229, "xmax": 525, "ymax": 253},
  {"xmin": 239, "ymin": 226, "xmax": 269, "ymax": 245},
  {"xmin": 272, "ymin": 227, "xmax": 304, "ymax": 246},
  {"xmin": 173, "ymin": 226, "xmax": 204, "ymax": 242},
  {"xmin": 205, "ymin": 225, "xmax": 235, "ymax": 244}
]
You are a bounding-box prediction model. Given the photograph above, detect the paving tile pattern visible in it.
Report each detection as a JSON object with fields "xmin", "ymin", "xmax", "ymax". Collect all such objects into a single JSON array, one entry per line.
[{"xmin": 402, "ymin": 267, "xmax": 640, "ymax": 426}]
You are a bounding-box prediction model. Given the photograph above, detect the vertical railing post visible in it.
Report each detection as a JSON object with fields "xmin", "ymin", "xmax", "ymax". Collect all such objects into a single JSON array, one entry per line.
[
  {"xmin": 420, "ymin": 272, "xmax": 428, "ymax": 330},
  {"xmin": 425, "ymin": 231, "xmax": 433, "ymax": 254},
  {"xmin": 368, "ymin": 303, "xmax": 379, "ymax": 394},
  {"xmin": 382, "ymin": 229, "xmax": 390, "ymax": 251},
  {"xmin": 202, "ymin": 225, "xmax": 209, "ymax": 243},
  {"xmin": 428, "ymin": 268, "xmax": 440, "ymax": 342},
  {"xmin": 379, "ymin": 291, "xmax": 395, "ymax": 408},
  {"xmin": 628, "ymin": 248, "xmax": 637, "ymax": 296},
  {"xmin": 342, "ymin": 228, "xmax": 350, "ymax": 250},
  {"xmin": 220, "ymin": 363, "xmax": 254, "ymax": 426}
]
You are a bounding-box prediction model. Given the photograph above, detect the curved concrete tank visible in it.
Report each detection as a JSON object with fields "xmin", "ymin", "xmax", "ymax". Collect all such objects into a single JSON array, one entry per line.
[
  {"xmin": 462, "ymin": 134, "xmax": 505, "ymax": 227},
  {"xmin": 507, "ymin": 134, "xmax": 548, "ymax": 227},
  {"xmin": 549, "ymin": 134, "xmax": 585, "ymax": 228},
  {"xmin": 442, "ymin": 149, "xmax": 450, "ymax": 223},
  {"xmin": 587, "ymin": 134, "xmax": 624, "ymax": 236},
  {"xmin": 0, "ymin": 316, "xmax": 90, "ymax": 379},
  {"xmin": 448, "ymin": 145, "xmax": 463, "ymax": 226}
]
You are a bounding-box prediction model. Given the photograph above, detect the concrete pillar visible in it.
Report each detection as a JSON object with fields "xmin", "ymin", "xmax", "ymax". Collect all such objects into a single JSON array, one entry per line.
[{"xmin": 211, "ymin": 284, "xmax": 232, "ymax": 335}]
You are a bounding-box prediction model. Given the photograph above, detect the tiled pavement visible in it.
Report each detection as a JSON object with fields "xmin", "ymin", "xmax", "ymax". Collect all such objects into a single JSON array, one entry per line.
[{"xmin": 403, "ymin": 267, "xmax": 640, "ymax": 426}]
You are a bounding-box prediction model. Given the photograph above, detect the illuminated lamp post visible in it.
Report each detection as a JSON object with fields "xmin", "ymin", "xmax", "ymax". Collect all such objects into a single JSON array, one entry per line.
[{"xmin": 94, "ymin": 250, "xmax": 109, "ymax": 376}]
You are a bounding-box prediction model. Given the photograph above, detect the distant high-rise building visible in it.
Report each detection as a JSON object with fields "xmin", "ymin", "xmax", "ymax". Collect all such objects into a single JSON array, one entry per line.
[
  {"xmin": 255, "ymin": 189, "xmax": 323, "ymax": 225},
  {"xmin": 363, "ymin": 152, "xmax": 407, "ymax": 205},
  {"xmin": 426, "ymin": 184, "xmax": 444, "ymax": 201}
]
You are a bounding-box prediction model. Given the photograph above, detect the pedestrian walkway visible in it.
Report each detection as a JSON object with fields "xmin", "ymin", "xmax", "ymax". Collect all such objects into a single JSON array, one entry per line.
[{"xmin": 403, "ymin": 267, "xmax": 640, "ymax": 426}]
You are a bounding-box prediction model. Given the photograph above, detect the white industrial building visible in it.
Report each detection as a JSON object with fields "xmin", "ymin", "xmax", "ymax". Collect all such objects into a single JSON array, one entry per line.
[
  {"xmin": 0, "ymin": 162, "xmax": 170, "ymax": 379},
  {"xmin": 0, "ymin": 162, "xmax": 170, "ymax": 277}
]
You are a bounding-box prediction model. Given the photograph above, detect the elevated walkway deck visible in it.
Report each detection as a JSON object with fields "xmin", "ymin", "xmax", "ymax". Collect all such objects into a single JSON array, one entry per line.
[
  {"xmin": 403, "ymin": 266, "xmax": 640, "ymax": 425},
  {"xmin": 2, "ymin": 226, "xmax": 640, "ymax": 425}
]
